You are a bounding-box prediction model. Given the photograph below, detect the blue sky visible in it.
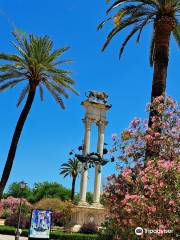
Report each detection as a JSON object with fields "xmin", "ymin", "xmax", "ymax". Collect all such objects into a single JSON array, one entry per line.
[{"xmin": 0, "ymin": 0, "xmax": 179, "ymax": 193}]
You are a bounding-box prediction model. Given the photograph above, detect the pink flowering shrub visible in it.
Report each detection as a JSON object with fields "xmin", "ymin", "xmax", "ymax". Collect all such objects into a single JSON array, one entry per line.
[
  {"xmin": 103, "ymin": 96, "xmax": 179, "ymax": 240},
  {"xmin": 112, "ymin": 96, "xmax": 179, "ymax": 168},
  {"xmin": 0, "ymin": 197, "xmax": 32, "ymax": 218}
]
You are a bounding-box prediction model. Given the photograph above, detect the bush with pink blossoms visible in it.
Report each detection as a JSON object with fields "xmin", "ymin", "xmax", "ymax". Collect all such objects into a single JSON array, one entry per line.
[
  {"xmin": 0, "ymin": 197, "xmax": 32, "ymax": 219},
  {"xmin": 103, "ymin": 96, "xmax": 179, "ymax": 240}
]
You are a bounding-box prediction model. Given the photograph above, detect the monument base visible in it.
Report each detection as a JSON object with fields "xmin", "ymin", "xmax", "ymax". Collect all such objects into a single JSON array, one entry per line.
[{"xmin": 67, "ymin": 205, "xmax": 107, "ymax": 232}]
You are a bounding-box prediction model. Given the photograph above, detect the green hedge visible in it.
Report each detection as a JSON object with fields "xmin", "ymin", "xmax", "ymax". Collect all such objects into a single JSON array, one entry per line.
[
  {"xmin": 0, "ymin": 225, "xmax": 98, "ymax": 239},
  {"xmin": 0, "ymin": 225, "xmax": 28, "ymax": 236},
  {"xmin": 51, "ymin": 232, "xmax": 98, "ymax": 239}
]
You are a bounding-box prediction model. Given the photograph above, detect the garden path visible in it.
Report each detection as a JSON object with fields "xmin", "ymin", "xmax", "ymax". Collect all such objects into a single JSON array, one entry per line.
[{"xmin": 0, "ymin": 234, "xmax": 28, "ymax": 240}]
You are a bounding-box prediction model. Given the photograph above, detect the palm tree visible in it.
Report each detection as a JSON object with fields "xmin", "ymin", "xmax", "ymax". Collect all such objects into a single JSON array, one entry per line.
[
  {"xmin": 60, "ymin": 158, "xmax": 80, "ymax": 201},
  {"xmin": 0, "ymin": 32, "xmax": 79, "ymax": 198},
  {"xmin": 99, "ymin": 0, "xmax": 180, "ymax": 126}
]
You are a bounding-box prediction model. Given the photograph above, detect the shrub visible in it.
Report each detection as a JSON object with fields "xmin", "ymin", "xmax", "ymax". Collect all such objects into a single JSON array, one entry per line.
[
  {"xmin": 5, "ymin": 213, "xmax": 30, "ymax": 229},
  {"xmin": 103, "ymin": 96, "xmax": 179, "ymax": 240},
  {"xmin": 0, "ymin": 197, "xmax": 32, "ymax": 218},
  {"xmin": 79, "ymin": 222, "xmax": 98, "ymax": 234},
  {"xmin": 34, "ymin": 198, "xmax": 72, "ymax": 226},
  {"xmin": 0, "ymin": 209, "xmax": 11, "ymax": 219},
  {"xmin": 34, "ymin": 198, "xmax": 72, "ymax": 212}
]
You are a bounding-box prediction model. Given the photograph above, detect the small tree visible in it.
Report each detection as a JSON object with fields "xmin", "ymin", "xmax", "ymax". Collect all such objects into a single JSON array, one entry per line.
[
  {"xmin": 5, "ymin": 182, "xmax": 32, "ymax": 199},
  {"xmin": 29, "ymin": 182, "xmax": 71, "ymax": 203},
  {"xmin": 60, "ymin": 158, "xmax": 80, "ymax": 201}
]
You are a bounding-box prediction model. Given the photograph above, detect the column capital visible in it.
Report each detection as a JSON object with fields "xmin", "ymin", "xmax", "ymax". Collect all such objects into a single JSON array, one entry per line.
[
  {"xmin": 83, "ymin": 117, "xmax": 93, "ymax": 130},
  {"xmin": 96, "ymin": 120, "xmax": 108, "ymax": 133}
]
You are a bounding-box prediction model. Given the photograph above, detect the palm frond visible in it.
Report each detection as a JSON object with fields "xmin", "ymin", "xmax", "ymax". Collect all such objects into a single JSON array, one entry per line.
[
  {"xmin": 43, "ymin": 80, "xmax": 65, "ymax": 109},
  {"xmin": 97, "ymin": 17, "xmax": 112, "ymax": 30},
  {"xmin": 102, "ymin": 18, "xmax": 140, "ymax": 51},
  {"xmin": 39, "ymin": 84, "xmax": 44, "ymax": 101},
  {"xmin": 119, "ymin": 25, "xmax": 142, "ymax": 58},
  {"xmin": 0, "ymin": 79, "xmax": 23, "ymax": 92},
  {"xmin": 17, "ymin": 84, "xmax": 29, "ymax": 107},
  {"xmin": 51, "ymin": 83, "xmax": 69, "ymax": 99},
  {"xmin": 136, "ymin": 15, "xmax": 153, "ymax": 43},
  {"xmin": 0, "ymin": 53, "xmax": 23, "ymax": 63},
  {"xmin": 60, "ymin": 158, "xmax": 80, "ymax": 179},
  {"xmin": 173, "ymin": 24, "xmax": 180, "ymax": 47}
]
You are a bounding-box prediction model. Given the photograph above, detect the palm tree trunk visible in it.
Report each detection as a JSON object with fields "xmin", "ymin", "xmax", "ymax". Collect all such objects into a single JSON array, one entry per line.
[
  {"xmin": 71, "ymin": 177, "xmax": 76, "ymax": 201},
  {"xmin": 146, "ymin": 17, "xmax": 175, "ymax": 159},
  {"xmin": 149, "ymin": 17, "xmax": 175, "ymax": 127},
  {"xmin": 0, "ymin": 88, "xmax": 36, "ymax": 199}
]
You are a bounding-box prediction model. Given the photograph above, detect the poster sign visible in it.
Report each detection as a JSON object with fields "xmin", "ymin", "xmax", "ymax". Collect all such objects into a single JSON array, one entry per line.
[{"xmin": 29, "ymin": 209, "xmax": 52, "ymax": 239}]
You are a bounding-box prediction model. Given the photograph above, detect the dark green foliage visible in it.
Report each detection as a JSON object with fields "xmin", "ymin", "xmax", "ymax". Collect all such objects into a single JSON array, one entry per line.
[
  {"xmin": 5, "ymin": 182, "xmax": 32, "ymax": 199},
  {"xmin": 60, "ymin": 158, "xmax": 80, "ymax": 179},
  {"xmin": 29, "ymin": 181, "xmax": 71, "ymax": 203},
  {"xmin": 86, "ymin": 192, "xmax": 93, "ymax": 204},
  {"xmin": 3, "ymin": 181, "xmax": 72, "ymax": 203},
  {"xmin": 99, "ymin": 0, "xmax": 180, "ymax": 62},
  {"xmin": 51, "ymin": 232, "xmax": 98, "ymax": 240},
  {"xmin": 73, "ymin": 192, "xmax": 94, "ymax": 205}
]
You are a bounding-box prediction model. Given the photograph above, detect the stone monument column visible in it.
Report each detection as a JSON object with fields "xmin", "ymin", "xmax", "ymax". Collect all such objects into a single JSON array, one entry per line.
[
  {"xmin": 79, "ymin": 117, "xmax": 92, "ymax": 205},
  {"xmin": 93, "ymin": 120, "xmax": 106, "ymax": 206}
]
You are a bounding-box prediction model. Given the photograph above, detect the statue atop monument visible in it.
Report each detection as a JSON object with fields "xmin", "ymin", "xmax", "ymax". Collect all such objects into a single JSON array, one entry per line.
[{"xmin": 85, "ymin": 90, "xmax": 109, "ymax": 105}]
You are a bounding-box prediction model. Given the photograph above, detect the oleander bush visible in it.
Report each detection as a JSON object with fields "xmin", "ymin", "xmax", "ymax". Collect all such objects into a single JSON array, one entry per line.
[
  {"xmin": 0, "ymin": 197, "xmax": 32, "ymax": 219},
  {"xmin": 103, "ymin": 96, "xmax": 179, "ymax": 240}
]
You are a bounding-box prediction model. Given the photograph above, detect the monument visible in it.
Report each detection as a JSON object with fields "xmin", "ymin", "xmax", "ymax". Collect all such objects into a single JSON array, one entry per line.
[{"xmin": 69, "ymin": 91, "xmax": 111, "ymax": 232}]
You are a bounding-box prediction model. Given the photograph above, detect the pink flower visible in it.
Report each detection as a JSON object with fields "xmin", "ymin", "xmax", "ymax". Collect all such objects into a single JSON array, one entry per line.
[
  {"xmin": 154, "ymin": 95, "xmax": 164, "ymax": 103},
  {"xmin": 166, "ymin": 96, "xmax": 175, "ymax": 106},
  {"xmin": 158, "ymin": 160, "xmax": 174, "ymax": 171},
  {"xmin": 141, "ymin": 176, "xmax": 147, "ymax": 183},
  {"xmin": 169, "ymin": 200, "xmax": 175, "ymax": 206},
  {"xmin": 122, "ymin": 168, "xmax": 132, "ymax": 180},
  {"xmin": 145, "ymin": 134, "xmax": 153, "ymax": 142},
  {"xmin": 112, "ymin": 133, "xmax": 117, "ymax": 140},
  {"xmin": 130, "ymin": 118, "xmax": 141, "ymax": 128}
]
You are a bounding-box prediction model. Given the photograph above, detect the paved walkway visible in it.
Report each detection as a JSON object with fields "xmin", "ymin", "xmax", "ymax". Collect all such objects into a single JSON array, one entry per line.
[{"xmin": 0, "ymin": 234, "xmax": 28, "ymax": 240}]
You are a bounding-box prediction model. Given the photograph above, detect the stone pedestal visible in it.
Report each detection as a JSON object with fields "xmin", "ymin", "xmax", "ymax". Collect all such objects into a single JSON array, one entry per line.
[{"xmin": 68, "ymin": 205, "xmax": 107, "ymax": 232}]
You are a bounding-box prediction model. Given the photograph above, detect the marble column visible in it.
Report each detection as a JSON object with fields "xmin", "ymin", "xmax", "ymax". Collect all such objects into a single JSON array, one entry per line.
[
  {"xmin": 79, "ymin": 118, "xmax": 92, "ymax": 205},
  {"xmin": 93, "ymin": 120, "xmax": 106, "ymax": 206}
]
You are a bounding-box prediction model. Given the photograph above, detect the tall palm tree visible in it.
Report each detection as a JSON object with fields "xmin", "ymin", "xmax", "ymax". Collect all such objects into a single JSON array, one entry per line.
[
  {"xmin": 0, "ymin": 32, "xmax": 78, "ymax": 198},
  {"xmin": 60, "ymin": 158, "xmax": 80, "ymax": 201},
  {"xmin": 99, "ymin": 0, "xmax": 180, "ymax": 126}
]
